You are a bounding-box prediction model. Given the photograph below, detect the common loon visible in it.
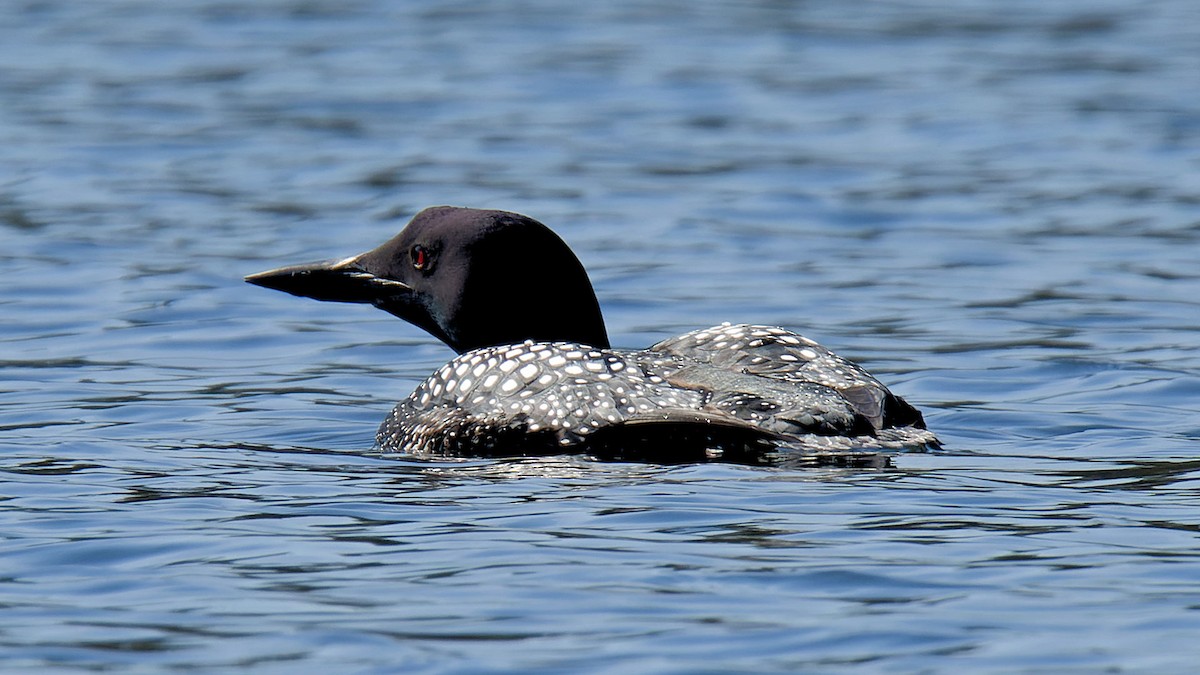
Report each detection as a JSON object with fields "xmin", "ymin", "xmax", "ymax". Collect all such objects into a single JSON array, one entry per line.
[{"xmin": 247, "ymin": 206, "xmax": 937, "ymax": 463}]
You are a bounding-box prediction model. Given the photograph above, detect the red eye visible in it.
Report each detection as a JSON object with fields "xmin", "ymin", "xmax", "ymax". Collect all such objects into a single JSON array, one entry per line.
[{"xmin": 412, "ymin": 245, "xmax": 429, "ymax": 271}]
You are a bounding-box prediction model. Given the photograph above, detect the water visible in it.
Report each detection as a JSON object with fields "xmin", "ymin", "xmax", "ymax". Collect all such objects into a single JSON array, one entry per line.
[{"xmin": 3, "ymin": 0, "xmax": 1199, "ymax": 672}]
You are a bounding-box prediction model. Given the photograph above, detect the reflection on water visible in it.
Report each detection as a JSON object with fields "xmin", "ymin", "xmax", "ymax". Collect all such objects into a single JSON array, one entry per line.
[{"xmin": 2, "ymin": 0, "xmax": 1200, "ymax": 672}]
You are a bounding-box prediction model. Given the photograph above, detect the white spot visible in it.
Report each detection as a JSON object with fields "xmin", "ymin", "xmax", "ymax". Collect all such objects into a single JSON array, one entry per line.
[
  {"xmin": 547, "ymin": 355, "xmax": 567, "ymax": 368},
  {"xmin": 500, "ymin": 378, "xmax": 520, "ymax": 393},
  {"xmin": 519, "ymin": 363, "xmax": 539, "ymax": 380}
]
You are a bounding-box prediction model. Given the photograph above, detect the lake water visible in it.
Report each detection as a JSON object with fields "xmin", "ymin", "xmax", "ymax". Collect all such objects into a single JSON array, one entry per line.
[{"xmin": 3, "ymin": 1, "xmax": 1199, "ymax": 672}]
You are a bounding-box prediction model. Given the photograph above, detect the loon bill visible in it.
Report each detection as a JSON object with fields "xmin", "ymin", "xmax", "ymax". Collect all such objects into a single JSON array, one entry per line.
[{"xmin": 247, "ymin": 206, "xmax": 938, "ymax": 463}]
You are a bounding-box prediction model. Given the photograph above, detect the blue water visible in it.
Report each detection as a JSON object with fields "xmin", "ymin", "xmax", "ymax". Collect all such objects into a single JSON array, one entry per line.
[{"xmin": 3, "ymin": 1, "xmax": 1199, "ymax": 672}]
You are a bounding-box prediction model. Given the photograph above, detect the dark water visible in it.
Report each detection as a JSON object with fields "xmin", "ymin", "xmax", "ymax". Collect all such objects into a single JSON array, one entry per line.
[{"xmin": 3, "ymin": 1, "xmax": 1199, "ymax": 672}]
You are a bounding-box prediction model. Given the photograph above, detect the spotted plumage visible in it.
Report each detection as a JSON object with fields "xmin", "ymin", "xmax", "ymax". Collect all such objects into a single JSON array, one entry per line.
[
  {"xmin": 377, "ymin": 322, "xmax": 934, "ymax": 460},
  {"xmin": 248, "ymin": 206, "xmax": 937, "ymax": 463}
]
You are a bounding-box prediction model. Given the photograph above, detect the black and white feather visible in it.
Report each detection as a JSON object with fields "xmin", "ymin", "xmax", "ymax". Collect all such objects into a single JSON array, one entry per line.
[{"xmin": 379, "ymin": 323, "xmax": 936, "ymax": 461}]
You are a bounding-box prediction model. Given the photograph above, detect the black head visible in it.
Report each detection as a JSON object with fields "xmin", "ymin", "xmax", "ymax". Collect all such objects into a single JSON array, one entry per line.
[{"xmin": 246, "ymin": 206, "xmax": 610, "ymax": 353}]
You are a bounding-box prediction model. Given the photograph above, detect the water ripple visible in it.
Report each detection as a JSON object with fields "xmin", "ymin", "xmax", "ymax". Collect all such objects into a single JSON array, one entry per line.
[{"xmin": 3, "ymin": 0, "xmax": 1200, "ymax": 672}]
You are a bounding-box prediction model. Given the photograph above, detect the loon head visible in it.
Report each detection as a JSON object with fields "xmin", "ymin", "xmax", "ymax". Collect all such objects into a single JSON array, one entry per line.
[{"xmin": 246, "ymin": 206, "xmax": 610, "ymax": 354}]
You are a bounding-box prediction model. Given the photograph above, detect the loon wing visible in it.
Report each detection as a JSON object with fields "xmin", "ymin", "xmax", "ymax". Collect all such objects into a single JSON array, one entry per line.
[
  {"xmin": 574, "ymin": 410, "xmax": 893, "ymax": 465},
  {"xmin": 651, "ymin": 323, "xmax": 925, "ymax": 431}
]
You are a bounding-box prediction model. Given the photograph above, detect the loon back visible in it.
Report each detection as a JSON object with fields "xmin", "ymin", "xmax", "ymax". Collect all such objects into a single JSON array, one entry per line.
[
  {"xmin": 378, "ymin": 324, "xmax": 935, "ymax": 462},
  {"xmin": 247, "ymin": 206, "xmax": 937, "ymax": 462}
]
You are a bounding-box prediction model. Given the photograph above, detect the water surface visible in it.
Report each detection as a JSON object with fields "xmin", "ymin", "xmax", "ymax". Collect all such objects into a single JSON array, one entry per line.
[{"xmin": 3, "ymin": 1, "xmax": 1199, "ymax": 672}]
